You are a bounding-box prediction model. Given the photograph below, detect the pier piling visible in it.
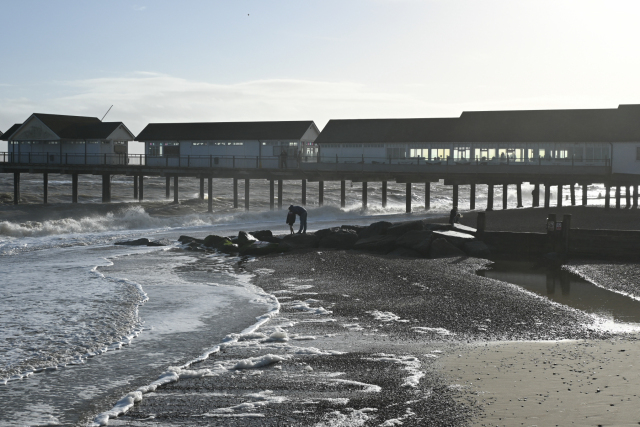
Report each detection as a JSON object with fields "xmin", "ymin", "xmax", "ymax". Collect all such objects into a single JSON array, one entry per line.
[
  {"xmin": 269, "ymin": 179, "xmax": 275, "ymax": 210},
  {"xmin": 138, "ymin": 175, "xmax": 144, "ymax": 201},
  {"xmin": 165, "ymin": 177, "xmax": 170, "ymax": 199},
  {"xmin": 43, "ymin": 173, "xmax": 48, "ymax": 204},
  {"xmin": 502, "ymin": 184, "xmax": 508, "ymax": 209},
  {"xmin": 453, "ymin": 184, "xmax": 459, "ymax": 208},
  {"xmin": 615, "ymin": 185, "xmax": 621, "ymax": 209},
  {"xmin": 73, "ymin": 173, "xmax": 79, "ymax": 203},
  {"xmin": 319, "ymin": 181, "xmax": 324, "ymax": 206},
  {"xmin": 487, "ymin": 184, "xmax": 494, "ymax": 211},
  {"xmin": 340, "ymin": 181, "xmax": 346, "ymax": 208},
  {"xmin": 208, "ymin": 177, "xmax": 213, "ymax": 213},
  {"xmin": 382, "ymin": 181, "xmax": 387, "ymax": 208},
  {"xmin": 557, "ymin": 185, "xmax": 563, "ymax": 207},
  {"xmin": 544, "ymin": 184, "xmax": 551, "ymax": 208},
  {"xmin": 469, "ymin": 183, "xmax": 476, "ymax": 210},
  {"xmin": 516, "ymin": 183, "xmax": 523, "ymax": 208},
  {"xmin": 199, "ymin": 178, "xmax": 205, "ymax": 200},
  {"xmin": 582, "ymin": 185, "xmax": 588, "ymax": 206},
  {"xmin": 301, "ymin": 179, "xmax": 306, "ymax": 206},
  {"xmin": 605, "ymin": 185, "xmax": 611, "ymax": 209},
  {"xmin": 425, "ymin": 183, "xmax": 430, "ymax": 210},
  {"xmin": 634, "ymin": 185, "xmax": 638, "ymax": 208},
  {"xmin": 362, "ymin": 182, "xmax": 368, "ymax": 209},
  {"xmin": 173, "ymin": 176, "xmax": 179, "ymax": 204},
  {"xmin": 13, "ymin": 172, "xmax": 20, "ymax": 205},
  {"xmin": 533, "ymin": 183, "xmax": 540, "ymax": 207},
  {"xmin": 626, "ymin": 185, "xmax": 631, "ymax": 208},
  {"xmin": 101, "ymin": 174, "xmax": 110, "ymax": 203},
  {"xmin": 133, "ymin": 175, "xmax": 138, "ymax": 200},
  {"xmin": 277, "ymin": 179, "xmax": 283, "ymax": 210},
  {"xmin": 245, "ymin": 179, "xmax": 250, "ymax": 211},
  {"xmin": 570, "ymin": 184, "xmax": 576, "ymax": 206},
  {"xmin": 233, "ymin": 178, "xmax": 238, "ymax": 208},
  {"xmin": 406, "ymin": 183, "xmax": 412, "ymax": 213}
]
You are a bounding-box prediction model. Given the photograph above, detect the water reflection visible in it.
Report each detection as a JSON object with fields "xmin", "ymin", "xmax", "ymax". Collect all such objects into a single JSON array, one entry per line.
[{"xmin": 478, "ymin": 261, "xmax": 640, "ymax": 324}]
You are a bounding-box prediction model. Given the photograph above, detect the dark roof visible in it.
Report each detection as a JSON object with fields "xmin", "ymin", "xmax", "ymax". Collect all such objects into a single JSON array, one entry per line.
[
  {"xmin": 135, "ymin": 121, "xmax": 316, "ymax": 141},
  {"xmin": 3, "ymin": 114, "xmax": 132, "ymax": 140},
  {"xmin": 316, "ymin": 105, "xmax": 640, "ymax": 144},
  {"xmin": 1, "ymin": 123, "xmax": 22, "ymax": 141}
]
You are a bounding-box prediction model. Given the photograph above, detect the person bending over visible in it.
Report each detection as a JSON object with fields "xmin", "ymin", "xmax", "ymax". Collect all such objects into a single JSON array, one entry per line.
[{"xmin": 288, "ymin": 205, "xmax": 307, "ymax": 234}]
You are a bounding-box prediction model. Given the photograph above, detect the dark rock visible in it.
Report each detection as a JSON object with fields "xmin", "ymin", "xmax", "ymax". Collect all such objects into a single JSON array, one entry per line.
[
  {"xmin": 385, "ymin": 220, "xmax": 424, "ymax": 236},
  {"xmin": 186, "ymin": 241, "xmax": 203, "ymax": 251},
  {"xmin": 429, "ymin": 238, "xmax": 466, "ymax": 258},
  {"xmin": 463, "ymin": 241, "xmax": 491, "ymax": 258},
  {"xmin": 282, "ymin": 233, "xmax": 320, "ymax": 249},
  {"xmin": 115, "ymin": 238, "xmax": 150, "ymax": 246},
  {"xmin": 358, "ymin": 221, "xmax": 393, "ymax": 239},
  {"xmin": 258, "ymin": 236, "xmax": 283, "ymax": 244},
  {"xmin": 238, "ymin": 231, "xmax": 258, "ymax": 246},
  {"xmin": 178, "ymin": 235, "xmax": 195, "ymax": 244},
  {"xmin": 413, "ymin": 239, "xmax": 432, "ymax": 257},
  {"xmin": 239, "ymin": 242, "xmax": 282, "ymax": 256},
  {"xmin": 219, "ymin": 243, "xmax": 239, "ymax": 254},
  {"xmin": 422, "ymin": 222, "xmax": 451, "ymax": 231},
  {"xmin": 387, "ymin": 247, "xmax": 422, "ymax": 258},
  {"xmin": 319, "ymin": 229, "xmax": 359, "ymax": 249},
  {"xmin": 314, "ymin": 227, "xmax": 341, "ymax": 240},
  {"xmin": 203, "ymin": 234, "xmax": 232, "ymax": 249},
  {"xmin": 396, "ymin": 230, "xmax": 433, "ymax": 249},
  {"xmin": 249, "ymin": 230, "xmax": 273, "ymax": 241},
  {"xmin": 146, "ymin": 241, "xmax": 166, "ymax": 247},
  {"xmin": 432, "ymin": 230, "xmax": 475, "ymax": 249},
  {"xmin": 353, "ymin": 234, "xmax": 397, "ymax": 253},
  {"xmin": 341, "ymin": 225, "xmax": 367, "ymax": 235}
]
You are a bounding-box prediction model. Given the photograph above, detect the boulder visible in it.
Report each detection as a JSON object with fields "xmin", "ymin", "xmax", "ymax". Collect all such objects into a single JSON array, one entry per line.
[
  {"xmin": 237, "ymin": 231, "xmax": 258, "ymax": 246},
  {"xmin": 396, "ymin": 230, "xmax": 433, "ymax": 249},
  {"xmin": 422, "ymin": 222, "xmax": 451, "ymax": 231},
  {"xmin": 146, "ymin": 240, "xmax": 167, "ymax": 247},
  {"xmin": 385, "ymin": 220, "xmax": 424, "ymax": 236},
  {"xmin": 353, "ymin": 234, "xmax": 397, "ymax": 253},
  {"xmin": 340, "ymin": 225, "xmax": 367, "ymax": 235},
  {"xmin": 432, "ymin": 230, "xmax": 475, "ymax": 249},
  {"xmin": 387, "ymin": 247, "xmax": 422, "ymax": 258},
  {"xmin": 463, "ymin": 241, "xmax": 491, "ymax": 258},
  {"xmin": 281, "ymin": 233, "xmax": 320, "ymax": 249},
  {"xmin": 314, "ymin": 227, "xmax": 341, "ymax": 240},
  {"xmin": 203, "ymin": 234, "xmax": 232, "ymax": 249},
  {"xmin": 178, "ymin": 235, "xmax": 204, "ymax": 244},
  {"xmin": 115, "ymin": 238, "xmax": 150, "ymax": 246},
  {"xmin": 319, "ymin": 229, "xmax": 359, "ymax": 249},
  {"xmin": 429, "ymin": 238, "xmax": 466, "ymax": 258},
  {"xmin": 239, "ymin": 242, "xmax": 282, "ymax": 256},
  {"xmin": 249, "ymin": 230, "xmax": 273, "ymax": 241},
  {"xmin": 413, "ymin": 239, "xmax": 432, "ymax": 257},
  {"xmin": 358, "ymin": 221, "xmax": 393, "ymax": 239},
  {"xmin": 219, "ymin": 242, "xmax": 240, "ymax": 254}
]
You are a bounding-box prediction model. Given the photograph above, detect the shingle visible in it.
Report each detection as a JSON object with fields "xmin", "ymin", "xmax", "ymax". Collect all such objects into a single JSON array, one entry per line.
[
  {"xmin": 1, "ymin": 123, "xmax": 22, "ymax": 141},
  {"xmin": 135, "ymin": 121, "xmax": 316, "ymax": 141}
]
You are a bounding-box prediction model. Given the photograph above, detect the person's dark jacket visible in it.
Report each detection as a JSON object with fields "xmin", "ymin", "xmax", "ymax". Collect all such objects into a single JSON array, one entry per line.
[
  {"xmin": 286, "ymin": 211, "xmax": 296, "ymax": 225},
  {"xmin": 449, "ymin": 208, "xmax": 457, "ymax": 225},
  {"xmin": 289, "ymin": 205, "xmax": 307, "ymax": 216}
]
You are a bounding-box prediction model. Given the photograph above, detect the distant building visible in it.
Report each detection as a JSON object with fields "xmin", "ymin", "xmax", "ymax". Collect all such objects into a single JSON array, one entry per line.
[
  {"xmin": 2, "ymin": 113, "xmax": 135, "ymax": 164},
  {"xmin": 135, "ymin": 121, "xmax": 320, "ymax": 168},
  {"xmin": 315, "ymin": 105, "xmax": 640, "ymax": 175}
]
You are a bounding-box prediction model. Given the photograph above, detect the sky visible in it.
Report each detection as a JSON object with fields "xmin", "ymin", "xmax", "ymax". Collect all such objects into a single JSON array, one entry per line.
[{"xmin": 2, "ymin": 0, "xmax": 640, "ymax": 151}]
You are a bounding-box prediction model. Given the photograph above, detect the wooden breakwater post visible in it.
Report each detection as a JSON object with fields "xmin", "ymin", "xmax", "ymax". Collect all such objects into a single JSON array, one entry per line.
[{"xmin": 476, "ymin": 211, "xmax": 486, "ymax": 238}]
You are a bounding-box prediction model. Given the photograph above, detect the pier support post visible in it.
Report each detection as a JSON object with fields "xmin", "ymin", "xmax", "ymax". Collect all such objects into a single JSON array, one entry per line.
[
  {"xmin": 605, "ymin": 185, "xmax": 611, "ymax": 209},
  {"xmin": 319, "ymin": 181, "xmax": 324, "ymax": 206},
  {"xmin": 173, "ymin": 176, "xmax": 179, "ymax": 204},
  {"xmin": 570, "ymin": 184, "xmax": 576, "ymax": 206},
  {"xmin": 13, "ymin": 172, "xmax": 20, "ymax": 205},
  {"xmin": 557, "ymin": 185, "xmax": 563, "ymax": 207},
  {"xmin": 582, "ymin": 185, "xmax": 588, "ymax": 206},
  {"xmin": 233, "ymin": 178, "xmax": 238, "ymax": 208},
  {"xmin": 469, "ymin": 184, "xmax": 476, "ymax": 210},
  {"xmin": 362, "ymin": 182, "xmax": 368, "ymax": 209},
  {"xmin": 544, "ymin": 184, "xmax": 551, "ymax": 208},
  {"xmin": 516, "ymin": 183, "xmax": 523, "ymax": 208},
  {"xmin": 73, "ymin": 173, "xmax": 79, "ymax": 203},
  {"xmin": 634, "ymin": 185, "xmax": 638, "ymax": 209},
  {"xmin": 199, "ymin": 178, "xmax": 205, "ymax": 200},
  {"xmin": 207, "ymin": 177, "xmax": 213, "ymax": 213},
  {"xmin": 43, "ymin": 173, "xmax": 48, "ymax": 204},
  {"xmin": 340, "ymin": 180, "xmax": 346, "ymax": 208},
  {"xmin": 166, "ymin": 177, "xmax": 170, "ymax": 199},
  {"xmin": 101, "ymin": 174, "xmax": 110, "ymax": 203},
  {"xmin": 425, "ymin": 183, "xmax": 431, "ymax": 210},
  {"xmin": 277, "ymin": 179, "xmax": 283, "ymax": 210},
  {"xmin": 406, "ymin": 183, "xmax": 412, "ymax": 213},
  {"xmin": 382, "ymin": 181, "xmax": 387, "ymax": 208},
  {"xmin": 533, "ymin": 183, "xmax": 540, "ymax": 207},
  {"xmin": 476, "ymin": 211, "xmax": 486, "ymax": 238},
  {"xmin": 138, "ymin": 175, "xmax": 144, "ymax": 201},
  {"xmin": 453, "ymin": 184, "xmax": 459, "ymax": 208},
  {"xmin": 269, "ymin": 179, "xmax": 275, "ymax": 210},
  {"xmin": 302, "ymin": 179, "xmax": 306, "ymax": 206},
  {"xmin": 133, "ymin": 175, "xmax": 138, "ymax": 200},
  {"xmin": 615, "ymin": 185, "xmax": 621, "ymax": 209},
  {"xmin": 244, "ymin": 179, "xmax": 250, "ymax": 211},
  {"xmin": 626, "ymin": 185, "xmax": 631, "ymax": 208},
  {"xmin": 487, "ymin": 184, "xmax": 494, "ymax": 211},
  {"xmin": 502, "ymin": 184, "xmax": 508, "ymax": 209}
]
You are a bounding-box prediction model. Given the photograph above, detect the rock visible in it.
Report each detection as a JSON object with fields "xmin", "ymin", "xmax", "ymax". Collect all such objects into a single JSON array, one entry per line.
[
  {"xmin": 396, "ymin": 230, "xmax": 433, "ymax": 249},
  {"xmin": 146, "ymin": 240, "xmax": 166, "ymax": 247},
  {"xmin": 203, "ymin": 234, "xmax": 232, "ymax": 249},
  {"xmin": 340, "ymin": 225, "xmax": 366, "ymax": 235},
  {"xmin": 178, "ymin": 235, "xmax": 196, "ymax": 244},
  {"xmin": 413, "ymin": 239, "xmax": 432, "ymax": 257},
  {"xmin": 238, "ymin": 231, "xmax": 258, "ymax": 246},
  {"xmin": 314, "ymin": 227, "xmax": 341, "ymax": 239},
  {"xmin": 387, "ymin": 247, "xmax": 422, "ymax": 258},
  {"xmin": 319, "ymin": 229, "xmax": 359, "ymax": 249},
  {"xmin": 115, "ymin": 238, "xmax": 150, "ymax": 246},
  {"xmin": 385, "ymin": 220, "xmax": 424, "ymax": 236},
  {"xmin": 432, "ymin": 230, "xmax": 475, "ymax": 249},
  {"xmin": 249, "ymin": 230, "xmax": 273, "ymax": 241},
  {"xmin": 186, "ymin": 241, "xmax": 203, "ymax": 251},
  {"xmin": 282, "ymin": 233, "xmax": 320, "ymax": 249},
  {"xmin": 463, "ymin": 241, "xmax": 491, "ymax": 258},
  {"xmin": 453, "ymin": 223, "xmax": 477, "ymax": 236},
  {"xmin": 353, "ymin": 235, "xmax": 397, "ymax": 253},
  {"xmin": 219, "ymin": 242, "xmax": 239, "ymax": 254},
  {"xmin": 239, "ymin": 242, "xmax": 282, "ymax": 256},
  {"xmin": 429, "ymin": 238, "xmax": 466, "ymax": 258},
  {"xmin": 358, "ymin": 221, "xmax": 393, "ymax": 239},
  {"xmin": 422, "ymin": 222, "xmax": 451, "ymax": 231}
]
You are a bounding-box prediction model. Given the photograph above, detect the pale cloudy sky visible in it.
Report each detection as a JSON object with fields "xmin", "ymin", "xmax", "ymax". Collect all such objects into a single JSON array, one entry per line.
[{"xmin": 2, "ymin": 0, "xmax": 640, "ymax": 144}]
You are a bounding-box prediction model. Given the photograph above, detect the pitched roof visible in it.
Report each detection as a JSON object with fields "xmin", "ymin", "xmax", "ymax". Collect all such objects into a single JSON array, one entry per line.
[
  {"xmin": 315, "ymin": 105, "xmax": 640, "ymax": 144},
  {"xmin": 3, "ymin": 114, "xmax": 133, "ymax": 140},
  {"xmin": 1, "ymin": 123, "xmax": 22, "ymax": 141},
  {"xmin": 135, "ymin": 121, "xmax": 316, "ymax": 141}
]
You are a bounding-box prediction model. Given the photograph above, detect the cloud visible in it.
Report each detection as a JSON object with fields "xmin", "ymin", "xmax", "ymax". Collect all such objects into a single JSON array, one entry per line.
[
  {"xmin": 0, "ymin": 73, "xmax": 449, "ymax": 135},
  {"xmin": 133, "ymin": 5, "xmax": 146, "ymax": 11}
]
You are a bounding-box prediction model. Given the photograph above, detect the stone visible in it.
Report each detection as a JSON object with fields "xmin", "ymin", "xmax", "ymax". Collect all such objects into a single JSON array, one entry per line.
[
  {"xmin": 340, "ymin": 225, "xmax": 367, "ymax": 234},
  {"xmin": 203, "ymin": 234, "xmax": 232, "ymax": 249},
  {"xmin": 146, "ymin": 240, "xmax": 166, "ymax": 247},
  {"xmin": 463, "ymin": 241, "xmax": 491, "ymax": 258},
  {"xmin": 432, "ymin": 230, "xmax": 475, "ymax": 249},
  {"xmin": 115, "ymin": 238, "xmax": 150, "ymax": 246},
  {"xmin": 282, "ymin": 233, "xmax": 320, "ymax": 249},
  {"xmin": 413, "ymin": 239, "xmax": 432, "ymax": 257},
  {"xmin": 353, "ymin": 234, "xmax": 397, "ymax": 253},
  {"xmin": 250, "ymin": 230, "xmax": 273, "ymax": 241},
  {"xmin": 319, "ymin": 229, "xmax": 359, "ymax": 249},
  {"xmin": 239, "ymin": 242, "xmax": 282, "ymax": 256},
  {"xmin": 396, "ymin": 230, "xmax": 433, "ymax": 249},
  {"xmin": 385, "ymin": 220, "xmax": 424, "ymax": 236},
  {"xmin": 429, "ymin": 238, "xmax": 466, "ymax": 258},
  {"xmin": 387, "ymin": 247, "xmax": 422, "ymax": 258},
  {"xmin": 219, "ymin": 242, "xmax": 239, "ymax": 254},
  {"xmin": 238, "ymin": 231, "xmax": 258, "ymax": 246},
  {"xmin": 314, "ymin": 227, "xmax": 341, "ymax": 239},
  {"xmin": 422, "ymin": 222, "xmax": 451, "ymax": 231},
  {"xmin": 358, "ymin": 221, "xmax": 393, "ymax": 239},
  {"xmin": 178, "ymin": 235, "xmax": 202, "ymax": 244}
]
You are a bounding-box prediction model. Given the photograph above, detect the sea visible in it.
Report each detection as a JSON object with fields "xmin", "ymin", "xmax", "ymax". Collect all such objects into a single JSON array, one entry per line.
[{"xmin": 0, "ymin": 173, "xmax": 609, "ymax": 426}]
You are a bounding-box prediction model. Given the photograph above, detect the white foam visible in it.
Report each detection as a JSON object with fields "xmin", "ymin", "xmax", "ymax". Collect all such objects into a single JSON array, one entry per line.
[{"xmin": 411, "ymin": 326, "xmax": 455, "ymax": 336}]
